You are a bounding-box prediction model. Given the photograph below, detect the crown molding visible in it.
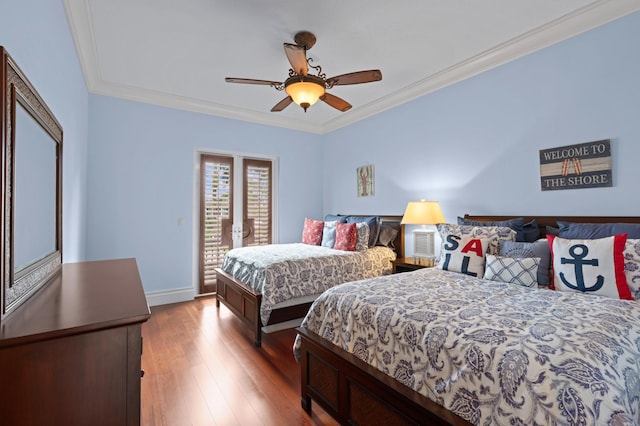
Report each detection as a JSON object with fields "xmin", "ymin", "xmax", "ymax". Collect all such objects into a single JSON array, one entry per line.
[
  {"xmin": 322, "ymin": 0, "xmax": 640, "ymax": 134},
  {"xmin": 66, "ymin": 0, "xmax": 640, "ymax": 135},
  {"xmin": 90, "ymin": 79, "xmax": 325, "ymax": 134}
]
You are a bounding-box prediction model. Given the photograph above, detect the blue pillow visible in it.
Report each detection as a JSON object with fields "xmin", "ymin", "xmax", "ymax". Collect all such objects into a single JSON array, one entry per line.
[
  {"xmin": 321, "ymin": 221, "xmax": 337, "ymax": 248},
  {"xmin": 557, "ymin": 221, "xmax": 640, "ymax": 239},
  {"xmin": 324, "ymin": 214, "xmax": 348, "ymax": 223},
  {"xmin": 345, "ymin": 216, "xmax": 380, "ymax": 247}
]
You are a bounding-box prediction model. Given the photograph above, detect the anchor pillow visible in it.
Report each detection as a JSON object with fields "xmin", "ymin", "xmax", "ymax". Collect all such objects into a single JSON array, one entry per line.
[{"xmin": 547, "ymin": 234, "xmax": 633, "ymax": 300}]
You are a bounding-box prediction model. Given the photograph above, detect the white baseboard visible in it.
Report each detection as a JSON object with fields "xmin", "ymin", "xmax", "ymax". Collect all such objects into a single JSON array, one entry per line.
[{"xmin": 145, "ymin": 287, "xmax": 194, "ymax": 307}]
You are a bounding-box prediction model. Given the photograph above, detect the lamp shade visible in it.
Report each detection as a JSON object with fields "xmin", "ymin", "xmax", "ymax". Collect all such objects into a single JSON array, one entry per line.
[
  {"xmin": 285, "ymin": 81, "xmax": 325, "ymax": 107},
  {"xmin": 401, "ymin": 200, "xmax": 445, "ymax": 225}
]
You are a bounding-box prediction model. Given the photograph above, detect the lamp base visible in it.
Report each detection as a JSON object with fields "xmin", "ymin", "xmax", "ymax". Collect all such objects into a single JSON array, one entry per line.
[{"xmin": 413, "ymin": 229, "xmax": 435, "ymax": 260}]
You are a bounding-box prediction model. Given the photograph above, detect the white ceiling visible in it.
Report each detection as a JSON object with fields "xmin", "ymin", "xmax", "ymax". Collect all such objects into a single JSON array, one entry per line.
[{"xmin": 64, "ymin": 0, "xmax": 639, "ymax": 134}]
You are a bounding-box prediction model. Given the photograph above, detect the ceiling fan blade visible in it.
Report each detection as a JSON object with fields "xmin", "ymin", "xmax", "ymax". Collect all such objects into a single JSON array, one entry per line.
[
  {"xmin": 271, "ymin": 96, "xmax": 293, "ymax": 112},
  {"xmin": 225, "ymin": 77, "xmax": 282, "ymax": 87},
  {"xmin": 320, "ymin": 93, "xmax": 352, "ymax": 112},
  {"xmin": 326, "ymin": 70, "xmax": 382, "ymax": 87},
  {"xmin": 283, "ymin": 43, "xmax": 308, "ymax": 76}
]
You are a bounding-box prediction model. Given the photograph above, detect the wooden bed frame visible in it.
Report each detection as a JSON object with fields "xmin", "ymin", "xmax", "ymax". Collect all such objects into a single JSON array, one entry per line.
[
  {"xmin": 296, "ymin": 215, "xmax": 640, "ymax": 425},
  {"xmin": 215, "ymin": 215, "xmax": 405, "ymax": 347}
]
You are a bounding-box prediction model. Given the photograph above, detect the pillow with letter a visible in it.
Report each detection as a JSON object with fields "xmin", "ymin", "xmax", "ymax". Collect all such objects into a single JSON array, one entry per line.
[
  {"xmin": 547, "ymin": 234, "xmax": 633, "ymax": 300},
  {"xmin": 436, "ymin": 235, "xmax": 489, "ymax": 278}
]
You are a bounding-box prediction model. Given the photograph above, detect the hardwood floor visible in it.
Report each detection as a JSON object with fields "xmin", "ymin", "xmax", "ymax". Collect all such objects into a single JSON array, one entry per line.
[{"xmin": 141, "ymin": 296, "xmax": 338, "ymax": 426}]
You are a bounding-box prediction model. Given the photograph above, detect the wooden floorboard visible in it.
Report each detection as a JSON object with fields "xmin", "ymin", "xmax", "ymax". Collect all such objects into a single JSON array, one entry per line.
[{"xmin": 141, "ymin": 296, "xmax": 338, "ymax": 426}]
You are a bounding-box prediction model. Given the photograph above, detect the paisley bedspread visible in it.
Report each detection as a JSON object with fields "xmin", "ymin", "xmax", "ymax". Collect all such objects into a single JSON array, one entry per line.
[
  {"xmin": 221, "ymin": 244, "xmax": 395, "ymax": 325},
  {"xmin": 294, "ymin": 267, "xmax": 640, "ymax": 425}
]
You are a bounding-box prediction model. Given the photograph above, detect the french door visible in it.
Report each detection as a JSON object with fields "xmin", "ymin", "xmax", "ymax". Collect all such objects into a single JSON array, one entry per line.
[{"xmin": 199, "ymin": 153, "xmax": 274, "ymax": 294}]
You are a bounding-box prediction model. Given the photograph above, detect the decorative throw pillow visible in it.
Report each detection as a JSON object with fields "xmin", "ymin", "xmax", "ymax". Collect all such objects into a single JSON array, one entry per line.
[
  {"xmin": 436, "ymin": 224, "xmax": 516, "ymax": 260},
  {"xmin": 377, "ymin": 223, "xmax": 398, "ymax": 248},
  {"xmin": 334, "ymin": 222, "xmax": 357, "ymax": 251},
  {"xmin": 302, "ymin": 218, "xmax": 324, "ymax": 245},
  {"xmin": 324, "ymin": 214, "xmax": 348, "ymax": 223},
  {"xmin": 321, "ymin": 221, "xmax": 337, "ymax": 248},
  {"xmin": 499, "ymin": 240, "xmax": 551, "ymax": 286},
  {"xmin": 484, "ymin": 254, "xmax": 540, "ymax": 288},
  {"xmin": 345, "ymin": 216, "xmax": 380, "ymax": 247},
  {"xmin": 457, "ymin": 216, "xmax": 540, "ymax": 243},
  {"xmin": 436, "ymin": 235, "xmax": 489, "ymax": 277},
  {"xmin": 547, "ymin": 234, "xmax": 633, "ymax": 300},
  {"xmin": 355, "ymin": 222, "xmax": 370, "ymax": 252},
  {"xmin": 557, "ymin": 221, "xmax": 640, "ymax": 239},
  {"xmin": 624, "ymin": 238, "xmax": 640, "ymax": 300}
]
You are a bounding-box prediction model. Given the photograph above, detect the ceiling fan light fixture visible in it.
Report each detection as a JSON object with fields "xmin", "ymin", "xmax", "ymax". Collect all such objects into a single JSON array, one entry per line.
[{"xmin": 284, "ymin": 75, "xmax": 325, "ymax": 112}]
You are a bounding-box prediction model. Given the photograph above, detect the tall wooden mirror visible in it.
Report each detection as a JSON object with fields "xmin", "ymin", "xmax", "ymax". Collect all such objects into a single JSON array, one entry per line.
[{"xmin": 1, "ymin": 47, "xmax": 63, "ymax": 319}]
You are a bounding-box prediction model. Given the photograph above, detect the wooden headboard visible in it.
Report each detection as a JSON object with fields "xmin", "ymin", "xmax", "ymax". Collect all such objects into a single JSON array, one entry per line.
[{"xmin": 463, "ymin": 214, "xmax": 640, "ymax": 237}]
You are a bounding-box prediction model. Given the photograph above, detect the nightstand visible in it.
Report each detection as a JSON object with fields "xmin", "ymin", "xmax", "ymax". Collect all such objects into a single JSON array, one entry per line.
[{"xmin": 392, "ymin": 257, "xmax": 434, "ymax": 273}]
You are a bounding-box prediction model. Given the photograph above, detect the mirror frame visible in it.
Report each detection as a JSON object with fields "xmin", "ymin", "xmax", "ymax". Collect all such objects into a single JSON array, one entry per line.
[{"xmin": 1, "ymin": 47, "xmax": 63, "ymax": 319}]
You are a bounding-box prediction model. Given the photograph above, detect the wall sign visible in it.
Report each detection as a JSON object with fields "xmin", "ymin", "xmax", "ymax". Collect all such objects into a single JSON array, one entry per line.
[
  {"xmin": 357, "ymin": 164, "xmax": 375, "ymax": 197},
  {"xmin": 539, "ymin": 139, "xmax": 612, "ymax": 191}
]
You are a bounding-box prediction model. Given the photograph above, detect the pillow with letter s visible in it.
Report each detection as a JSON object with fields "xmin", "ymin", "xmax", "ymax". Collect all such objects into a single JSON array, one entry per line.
[{"xmin": 436, "ymin": 235, "xmax": 489, "ymax": 278}]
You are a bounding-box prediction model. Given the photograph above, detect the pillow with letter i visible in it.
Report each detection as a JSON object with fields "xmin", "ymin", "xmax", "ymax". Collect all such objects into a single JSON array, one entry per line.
[
  {"xmin": 547, "ymin": 234, "xmax": 633, "ymax": 300},
  {"xmin": 436, "ymin": 235, "xmax": 489, "ymax": 277}
]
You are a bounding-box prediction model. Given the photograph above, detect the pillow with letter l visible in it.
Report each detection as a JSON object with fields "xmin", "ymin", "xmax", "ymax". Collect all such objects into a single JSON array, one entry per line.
[
  {"xmin": 547, "ymin": 234, "xmax": 633, "ymax": 300},
  {"xmin": 436, "ymin": 235, "xmax": 489, "ymax": 278}
]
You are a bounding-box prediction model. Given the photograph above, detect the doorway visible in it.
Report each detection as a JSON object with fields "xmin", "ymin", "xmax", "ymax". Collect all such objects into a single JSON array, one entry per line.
[{"xmin": 198, "ymin": 153, "xmax": 275, "ymax": 295}]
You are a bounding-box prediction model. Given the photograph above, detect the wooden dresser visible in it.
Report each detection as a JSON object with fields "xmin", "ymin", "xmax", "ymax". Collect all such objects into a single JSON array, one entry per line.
[{"xmin": 0, "ymin": 258, "xmax": 151, "ymax": 425}]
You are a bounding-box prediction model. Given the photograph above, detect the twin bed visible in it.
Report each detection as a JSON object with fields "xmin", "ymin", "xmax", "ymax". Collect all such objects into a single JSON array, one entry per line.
[
  {"xmin": 294, "ymin": 215, "xmax": 640, "ymax": 425},
  {"xmin": 215, "ymin": 215, "xmax": 403, "ymax": 346}
]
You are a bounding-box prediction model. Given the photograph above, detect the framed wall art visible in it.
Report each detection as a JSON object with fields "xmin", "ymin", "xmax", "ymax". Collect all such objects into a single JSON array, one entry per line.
[
  {"xmin": 539, "ymin": 139, "xmax": 611, "ymax": 191},
  {"xmin": 357, "ymin": 164, "xmax": 375, "ymax": 197}
]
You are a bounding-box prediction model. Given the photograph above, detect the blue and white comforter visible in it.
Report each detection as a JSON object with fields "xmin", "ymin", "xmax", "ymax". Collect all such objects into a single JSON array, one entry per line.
[
  {"xmin": 221, "ymin": 243, "xmax": 395, "ymax": 325},
  {"xmin": 294, "ymin": 267, "xmax": 640, "ymax": 425}
]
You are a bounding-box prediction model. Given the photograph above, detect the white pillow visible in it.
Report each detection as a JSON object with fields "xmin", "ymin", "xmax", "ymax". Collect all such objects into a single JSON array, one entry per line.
[
  {"xmin": 549, "ymin": 235, "xmax": 632, "ymax": 300},
  {"xmin": 436, "ymin": 235, "xmax": 489, "ymax": 278},
  {"xmin": 321, "ymin": 221, "xmax": 337, "ymax": 248},
  {"xmin": 484, "ymin": 254, "xmax": 540, "ymax": 288}
]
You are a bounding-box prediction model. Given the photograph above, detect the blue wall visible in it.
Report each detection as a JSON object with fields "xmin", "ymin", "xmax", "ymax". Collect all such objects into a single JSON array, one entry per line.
[
  {"xmin": 3, "ymin": 1, "xmax": 639, "ymax": 297},
  {"xmin": 323, "ymin": 12, "xmax": 640, "ymax": 255},
  {"xmin": 87, "ymin": 96, "xmax": 323, "ymax": 293},
  {"xmin": 0, "ymin": 0, "xmax": 89, "ymax": 262}
]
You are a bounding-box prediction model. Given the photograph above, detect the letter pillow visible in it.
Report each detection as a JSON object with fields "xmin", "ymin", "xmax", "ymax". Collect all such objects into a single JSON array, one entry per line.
[
  {"xmin": 547, "ymin": 234, "xmax": 633, "ymax": 300},
  {"xmin": 436, "ymin": 235, "xmax": 489, "ymax": 277}
]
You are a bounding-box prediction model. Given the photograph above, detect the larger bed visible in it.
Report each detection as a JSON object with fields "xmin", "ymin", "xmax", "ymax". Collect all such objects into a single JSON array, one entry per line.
[
  {"xmin": 215, "ymin": 215, "xmax": 404, "ymax": 346},
  {"xmin": 294, "ymin": 215, "xmax": 640, "ymax": 425}
]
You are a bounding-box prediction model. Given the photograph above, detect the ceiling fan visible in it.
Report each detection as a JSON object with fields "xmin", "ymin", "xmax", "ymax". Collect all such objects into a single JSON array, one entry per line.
[{"xmin": 225, "ymin": 31, "xmax": 382, "ymax": 113}]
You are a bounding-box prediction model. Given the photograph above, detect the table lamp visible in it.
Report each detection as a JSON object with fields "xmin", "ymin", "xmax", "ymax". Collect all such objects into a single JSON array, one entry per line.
[{"xmin": 401, "ymin": 200, "xmax": 445, "ymax": 265}]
